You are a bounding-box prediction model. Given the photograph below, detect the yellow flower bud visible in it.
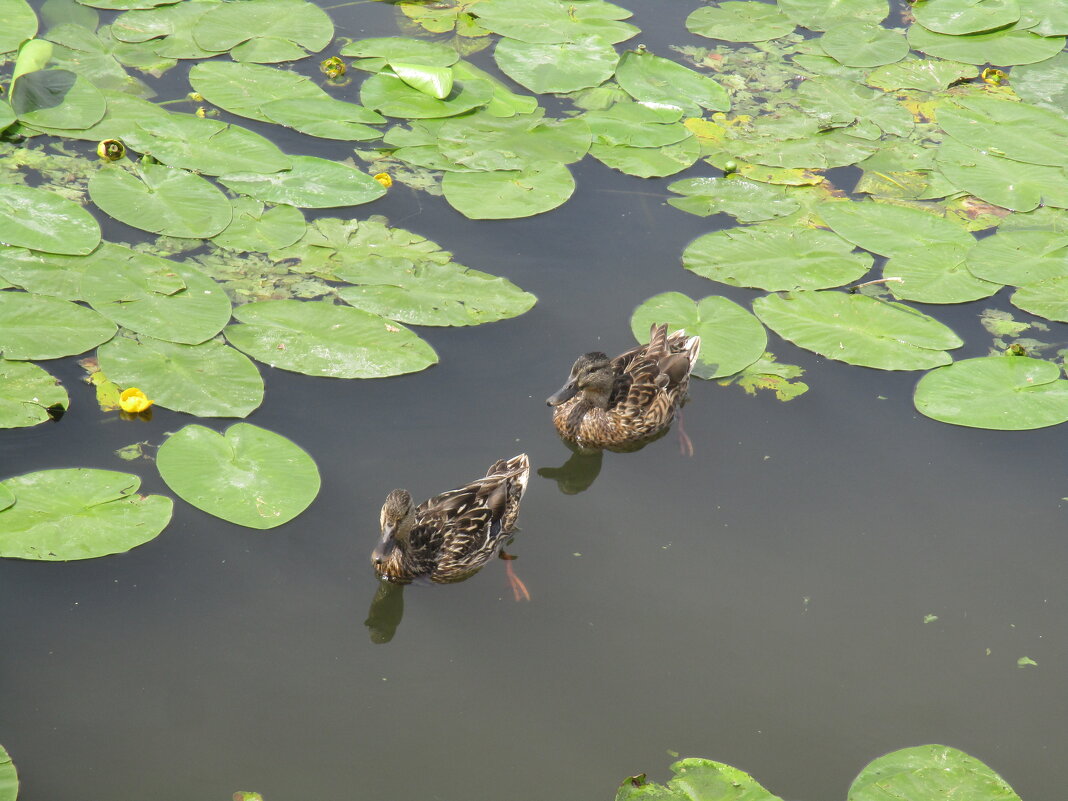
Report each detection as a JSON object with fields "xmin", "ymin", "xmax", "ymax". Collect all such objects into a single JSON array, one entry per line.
[
  {"xmin": 119, "ymin": 387, "xmax": 153, "ymax": 414},
  {"xmin": 374, "ymin": 172, "xmax": 393, "ymax": 188}
]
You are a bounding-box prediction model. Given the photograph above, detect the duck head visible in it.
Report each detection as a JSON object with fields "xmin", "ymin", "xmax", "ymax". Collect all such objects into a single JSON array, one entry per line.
[
  {"xmin": 373, "ymin": 488, "xmax": 416, "ymax": 570},
  {"xmin": 546, "ymin": 351, "xmax": 615, "ymax": 410}
]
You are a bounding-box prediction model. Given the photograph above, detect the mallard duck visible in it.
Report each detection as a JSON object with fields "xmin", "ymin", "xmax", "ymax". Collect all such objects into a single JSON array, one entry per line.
[
  {"xmin": 372, "ymin": 454, "xmax": 531, "ymax": 597},
  {"xmin": 547, "ymin": 324, "xmax": 701, "ymax": 452}
]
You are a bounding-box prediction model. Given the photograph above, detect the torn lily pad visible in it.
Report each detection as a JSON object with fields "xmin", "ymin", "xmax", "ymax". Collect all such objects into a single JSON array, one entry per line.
[{"xmin": 0, "ymin": 359, "xmax": 68, "ymax": 428}]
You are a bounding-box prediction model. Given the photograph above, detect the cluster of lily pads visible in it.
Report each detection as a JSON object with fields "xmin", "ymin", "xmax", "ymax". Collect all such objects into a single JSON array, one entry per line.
[{"xmin": 616, "ymin": 744, "xmax": 1023, "ymax": 801}]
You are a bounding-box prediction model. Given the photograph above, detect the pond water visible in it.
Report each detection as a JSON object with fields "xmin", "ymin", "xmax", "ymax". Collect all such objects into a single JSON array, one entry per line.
[{"xmin": 1, "ymin": 1, "xmax": 1067, "ymax": 800}]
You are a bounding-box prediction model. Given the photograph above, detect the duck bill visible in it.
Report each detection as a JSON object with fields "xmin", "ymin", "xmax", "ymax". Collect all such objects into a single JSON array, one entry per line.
[
  {"xmin": 546, "ymin": 381, "xmax": 578, "ymax": 407},
  {"xmin": 372, "ymin": 525, "xmax": 398, "ymax": 565}
]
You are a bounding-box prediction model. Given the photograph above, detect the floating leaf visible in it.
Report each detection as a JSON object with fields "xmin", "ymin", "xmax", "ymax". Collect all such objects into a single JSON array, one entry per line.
[
  {"xmin": 218, "ymin": 156, "xmax": 386, "ymax": 209},
  {"xmin": 89, "ymin": 163, "xmax": 232, "ymax": 238},
  {"xmin": 938, "ymin": 96, "xmax": 1068, "ymax": 169},
  {"xmin": 0, "ymin": 184, "xmax": 100, "ymax": 255},
  {"xmin": 494, "ymin": 35, "xmax": 619, "ymax": 94},
  {"xmin": 753, "ymin": 291, "xmax": 962, "ymax": 370},
  {"xmin": 912, "ymin": 0, "xmax": 1021, "ymax": 35},
  {"xmin": 260, "ymin": 97, "xmax": 384, "ymax": 140},
  {"xmin": 684, "ymin": 226, "xmax": 873, "ymax": 291},
  {"xmin": 849, "ymin": 745, "xmax": 1022, "ymax": 801},
  {"xmin": 1011, "ymin": 51, "xmax": 1068, "ymax": 113},
  {"xmin": 668, "ymin": 177, "xmax": 801, "ymax": 222},
  {"xmin": 778, "ymin": 0, "xmax": 888, "ymax": 30},
  {"xmin": 472, "ymin": 0, "xmax": 638, "ymax": 45},
  {"xmin": 392, "ymin": 62, "xmax": 454, "ymax": 99},
  {"xmin": 1011, "ymin": 277, "xmax": 1068, "ymax": 322},
  {"xmin": 630, "ymin": 292, "xmax": 766, "ymax": 379},
  {"xmin": 0, "ymin": 359, "xmax": 67, "ymax": 428},
  {"xmin": 820, "ymin": 22, "xmax": 908, "ymax": 68},
  {"xmin": 865, "ymin": 58, "xmax": 978, "ymax": 91},
  {"xmin": 0, "ymin": 0, "xmax": 38, "ymax": 53},
  {"xmin": 615, "ymin": 757, "xmax": 783, "ymax": 801},
  {"xmin": 212, "ymin": 198, "xmax": 305, "ymax": 253},
  {"xmin": 0, "ymin": 468, "xmax": 172, "ymax": 560},
  {"xmin": 907, "ymin": 23, "xmax": 1065, "ymax": 66},
  {"xmin": 914, "ymin": 356, "xmax": 1068, "ymax": 430},
  {"xmin": 0, "ymin": 743, "xmax": 16, "ymax": 801},
  {"xmin": 589, "ymin": 137, "xmax": 700, "ymax": 178},
  {"xmin": 819, "ymin": 200, "xmax": 974, "ymax": 257},
  {"xmin": 336, "ymin": 261, "xmax": 536, "ymax": 326},
  {"xmin": 360, "ymin": 71, "xmax": 492, "ymax": 118},
  {"xmin": 935, "ymin": 139, "xmax": 1068, "ymax": 213},
  {"xmin": 157, "ymin": 423, "xmax": 319, "ymax": 529},
  {"xmin": 98, "ymin": 334, "xmax": 264, "ymax": 418},
  {"xmin": 224, "ymin": 300, "xmax": 437, "ymax": 378},
  {"xmin": 795, "ymin": 77, "xmax": 913, "ymax": 138},
  {"xmin": 189, "ymin": 61, "xmax": 328, "ymax": 122},
  {"xmin": 11, "ymin": 68, "xmax": 107, "ymax": 130},
  {"xmin": 885, "ymin": 243, "xmax": 1002, "ymax": 304},
  {"xmin": 442, "ymin": 161, "xmax": 575, "ymax": 219},
  {"xmin": 0, "ymin": 291, "xmax": 116, "ymax": 360},
  {"xmin": 583, "ymin": 101, "xmax": 687, "ymax": 147},
  {"xmin": 437, "ymin": 112, "xmax": 591, "ymax": 171},
  {"xmin": 615, "ymin": 50, "xmax": 729, "ymax": 114},
  {"xmin": 340, "ymin": 36, "xmax": 460, "ymax": 68},
  {"xmin": 193, "ymin": 0, "xmax": 332, "ymax": 61},
  {"xmin": 965, "ymin": 230, "xmax": 1068, "ymax": 285},
  {"xmin": 686, "ymin": 2, "xmax": 795, "ymax": 43}
]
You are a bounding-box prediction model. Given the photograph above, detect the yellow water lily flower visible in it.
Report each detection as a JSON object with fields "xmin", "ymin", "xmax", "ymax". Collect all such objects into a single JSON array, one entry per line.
[
  {"xmin": 96, "ymin": 139, "xmax": 125, "ymax": 161},
  {"xmin": 374, "ymin": 172, "xmax": 393, "ymax": 188},
  {"xmin": 119, "ymin": 387, "xmax": 153, "ymax": 414},
  {"xmin": 320, "ymin": 56, "xmax": 346, "ymax": 80}
]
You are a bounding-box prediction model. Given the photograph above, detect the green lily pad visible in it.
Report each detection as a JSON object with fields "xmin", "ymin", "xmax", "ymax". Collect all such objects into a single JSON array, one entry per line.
[
  {"xmin": 938, "ymin": 96, "xmax": 1068, "ymax": 168},
  {"xmin": 630, "ymin": 292, "xmax": 766, "ymax": 379},
  {"xmin": 819, "ymin": 200, "xmax": 974, "ymax": 257},
  {"xmin": 778, "ymin": 0, "xmax": 888, "ymax": 30},
  {"xmin": 157, "ymin": 423, "xmax": 319, "ymax": 529},
  {"xmin": 89, "ymin": 163, "xmax": 232, "ymax": 238},
  {"xmin": 261, "ymin": 97, "xmax": 384, "ymax": 141},
  {"xmin": 86, "ymin": 262, "xmax": 232, "ymax": 345},
  {"xmin": 111, "ymin": 0, "xmax": 217, "ymax": 57},
  {"xmin": 753, "ymin": 290, "xmax": 962, "ymax": 370},
  {"xmin": 0, "ymin": 486, "xmax": 12, "ymax": 513},
  {"xmin": 965, "ymin": 230, "xmax": 1068, "ymax": 285},
  {"xmin": 583, "ymin": 101, "xmax": 687, "ymax": 147},
  {"xmin": 494, "ymin": 35, "xmax": 619, "ymax": 94},
  {"xmin": 820, "ymin": 22, "xmax": 908, "ymax": 68},
  {"xmin": 392, "ymin": 63, "xmax": 453, "ymax": 99},
  {"xmin": 11, "ymin": 69, "xmax": 106, "ymax": 130},
  {"xmin": 218, "ymin": 156, "xmax": 386, "ymax": 209},
  {"xmin": 1011, "ymin": 51, "xmax": 1068, "ymax": 113},
  {"xmin": 0, "ymin": 743, "xmax": 16, "ymax": 800},
  {"xmin": 340, "ymin": 36, "xmax": 460, "ymax": 68},
  {"xmin": 866, "ymin": 58, "xmax": 979, "ymax": 91},
  {"xmin": 1011, "ymin": 277, "xmax": 1068, "ymax": 322},
  {"xmin": 0, "ymin": 184, "xmax": 100, "ymax": 255},
  {"xmin": 913, "ymin": 0, "xmax": 1020, "ymax": 35},
  {"xmin": 212, "ymin": 198, "xmax": 305, "ymax": 253},
  {"xmin": 360, "ymin": 71, "xmax": 492, "ymax": 119},
  {"xmin": 189, "ymin": 61, "xmax": 329, "ymax": 122},
  {"xmin": 684, "ymin": 226, "xmax": 874, "ymax": 291},
  {"xmin": 615, "ymin": 49, "xmax": 730, "ymax": 114},
  {"xmin": 936, "ymin": 138, "xmax": 1068, "ymax": 213},
  {"xmin": 472, "ymin": 0, "xmax": 638, "ymax": 45},
  {"xmin": 590, "ymin": 136, "xmax": 700, "ymax": 178},
  {"xmin": 616, "ymin": 758, "xmax": 783, "ymax": 801},
  {"xmin": 795, "ymin": 77, "xmax": 913, "ymax": 137},
  {"xmin": 0, "ymin": 468, "xmax": 172, "ymax": 560},
  {"xmin": 0, "ymin": 359, "xmax": 67, "ymax": 428},
  {"xmin": 848, "ymin": 745, "xmax": 1023, "ymax": 801},
  {"xmin": 193, "ymin": 0, "xmax": 332, "ymax": 61},
  {"xmin": 98, "ymin": 335, "xmax": 264, "ymax": 418},
  {"xmin": 725, "ymin": 118, "xmax": 878, "ymax": 169},
  {"xmin": 686, "ymin": 2, "xmax": 795, "ymax": 43},
  {"xmin": 907, "ymin": 22, "xmax": 1065, "ymax": 66},
  {"xmin": 1018, "ymin": 0, "xmax": 1068, "ymax": 35},
  {"xmin": 224, "ymin": 300, "xmax": 438, "ymax": 378},
  {"xmin": 437, "ymin": 112, "xmax": 591, "ymax": 171},
  {"xmin": 452, "ymin": 59, "xmax": 539, "ymax": 118},
  {"xmin": 124, "ymin": 112, "xmax": 292, "ymax": 176},
  {"xmin": 442, "ymin": 162, "xmax": 576, "ymax": 219},
  {"xmin": 0, "ymin": 291, "xmax": 116, "ymax": 360},
  {"xmin": 0, "ymin": 101, "xmax": 14, "ymax": 133},
  {"xmin": 17, "ymin": 88, "xmax": 167, "ymax": 141},
  {"xmin": 1, "ymin": 0, "xmax": 38, "ymax": 53},
  {"xmin": 668, "ymin": 177, "xmax": 801, "ymax": 222},
  {"xmin": 336, "ymin": 260, "xmax": 536, "ymax": 326},
  {"xmin": 914, "ymin": 356, "xmax": 1068, "ymax": 430},
  {"xmin": 884, "ymin": 243, "xmax": 1002, "ymax": 304}
]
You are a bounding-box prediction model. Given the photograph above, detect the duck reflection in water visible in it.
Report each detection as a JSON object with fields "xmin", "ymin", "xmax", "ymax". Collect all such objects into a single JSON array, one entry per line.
[
  {"xmin": 371, "ymin": 453, "xmax": 531, "ymax": 606},
  {"xmin": 364, "ymin": 581, "xmax": 405, "ymax": 644}
]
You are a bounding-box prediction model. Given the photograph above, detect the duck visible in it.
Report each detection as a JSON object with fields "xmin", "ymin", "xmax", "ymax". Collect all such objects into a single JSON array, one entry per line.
[
  {"xmin": 372, "ymin": 454, "xmax": 531, "ymax": 598},
  {"xmin": 546, "ymin": 324, "xmax": 701, "ymax": 452}
]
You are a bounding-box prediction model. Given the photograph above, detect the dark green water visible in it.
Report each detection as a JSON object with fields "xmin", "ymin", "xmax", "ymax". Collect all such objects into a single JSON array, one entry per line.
[{"xmin": 1, "ymin": 2, "xmax": 1067, "ymax": 800}]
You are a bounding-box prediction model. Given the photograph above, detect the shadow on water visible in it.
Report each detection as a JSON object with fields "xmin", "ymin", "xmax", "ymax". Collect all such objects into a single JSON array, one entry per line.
[{"xmin": 364, "ymin": 580, "xmax": 405, "ymax": 644}]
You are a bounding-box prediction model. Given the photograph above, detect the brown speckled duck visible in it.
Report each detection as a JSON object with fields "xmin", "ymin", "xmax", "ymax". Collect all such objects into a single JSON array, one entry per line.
[
  {"xmin": 372, "ymin": 454, "xmax": 531, "ymax": 597},
  {"xmin": 547, "ymin": 324, "xmax": 701, "ymax": 452}
]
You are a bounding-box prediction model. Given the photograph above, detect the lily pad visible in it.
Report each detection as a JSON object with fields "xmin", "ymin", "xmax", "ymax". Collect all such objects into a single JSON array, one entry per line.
[
  {"xmin": 778, "ymin": 0, "xmax": 888, "ymax": 30},
  {"xmin": 1011, "ymin": 277, "xmax": 1068, "ymax": 322},
  {"xmin": 935, "ymin": 139, "xmax": 1068, "ymax": 213},
  {"xmin": 1012, "ymin": 51, "xmax": 1068, "ymax": 113},
  {"xmin": 1, "ymin": 0, "xmax": 38, "ymax": 53},
  {"xmin": 753, "ymin": 291, "xmax": 962, "ymax": 370},
  {"xmin": 912, "ymin": 0, "xmax": 1021, "ymax": 35},
  {"xmin": 442, "ymin": 162, "xmax": 575, "ymax": 219},
  {"xmin": 360, "ymin": 71, "xmax": 492, "ymax": 119},
  {"xmin": 907, "ymin": 22, "xmax": 1065, "ymax": 66},
  {"xmin": 668, "ymin": 177, "xmax": 801, "ymax": 222},
  {"xmin": 630, "ymin": 292, "xmax": 766, "ymax": 379},
  {"xmin": 437, "ymin": 112, "xmax": 591, "ymax": 171},
  {"xmin": 1018, "ymin": 0, "xmax": 1068, "ymax": 35},
  {"xmin": 583, "ymin": 101, "xmax": 687, "ymax": 147},
  {"xmin": 0, "ymin": 184, "xmax": 101, "ymax": 255},
  {"xmin": 819, "ymin": 200, "xmax": 974, "ymax": 257},
  {"xmin": 193, "ymin": 0, "xmax": 332, "ymax": 61},
  {"xmin": 0, "ymin": 743, "xmax": 16, "ymax": 801},
  {"xmin": 0, "ymin": 359, "xmax": 68, "ymax": 428},
  {"xmin": 0, "ymin": 468, "xmax": 172, "ymax": 560},
  {"xmin": 965, "ymin": 230, "xmax": 1068, "ymax": 285},
  {"xmin": 938, "ymin": 96, "xmax": 1068, "ymax": 169},
  {"xmin": 686, "ymin": 2, "xmax": 795, "ymax": 43},
  {"xmin": 590, "ymin": 137, "xmax": 700, "ymax": 178},
  {"xmin": 820, "ymin": 22, "xmax": 908, "ymax": 68},
  {"xmin": 494, "ymin": 35, "xmax": 619, "ymax": 94},
  {"xmin": 615, "ymin": 50, "xmax": 730, "ymax": 114},
  {"xmin": 885, "ymin": 243, "xmax": 1002, "ymax": 304},
  {"xmin": 341, "ymin": 36, "xmax": 460, "ymax": 68},
  {"xmin": 865, "ymin": 58, "xmax": 978, "ymax": 91},
  {"xmin": 684, "ymin": 226, "xmax": 874, "ymax": 291},
  {"xmin": 914, "ymin": 356, "xmax": 1068, "ymax": 430},
  {"xmin": 616, "ymin": 758, "xmax": 783, "ymax": 801},
  {"xmin": 157, "ymin": 423, "xmax": 319, "ymax": 529},
  {"xmin": 189, "ymin": 61, "xmax": 329, "ymax": 122},
  {"xmin": 212, "ymin": 198, "xmax": 305, "ymax": 253},
  {"xmin": 795, "ymin": 77, "xmax": 913, "ymax": 138},
  {"xmin": 261, "ymin": 98, "xmax": 383, "ymax": 141},
  {"xmin": 11, "ymin": 69, "xmax": 106, "ymax": 130},
  {"xmin": 218, "ymin": 156, "xmax": 386, "ymax": 209},
  {"xmin": 98, "ymin": 334, "xmax": 264, "ymax": 418},
  {"xmin": 0, "ymin": 291, "xmax": 116, "ymax": 360},
  {"xmin": 89, "ymin": 163, "xmax": 233, "ymax": 238},
  {"xmin": 472, "ymin": 0, "xmax": 638, "ymax": 45},
  {"xmin": 849, "ymin": 745, "xmax": 1023, "ymax": 801},
  {"xmin": 224, "ymin": 299, "xmax": 438, "ymax": 378}
]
